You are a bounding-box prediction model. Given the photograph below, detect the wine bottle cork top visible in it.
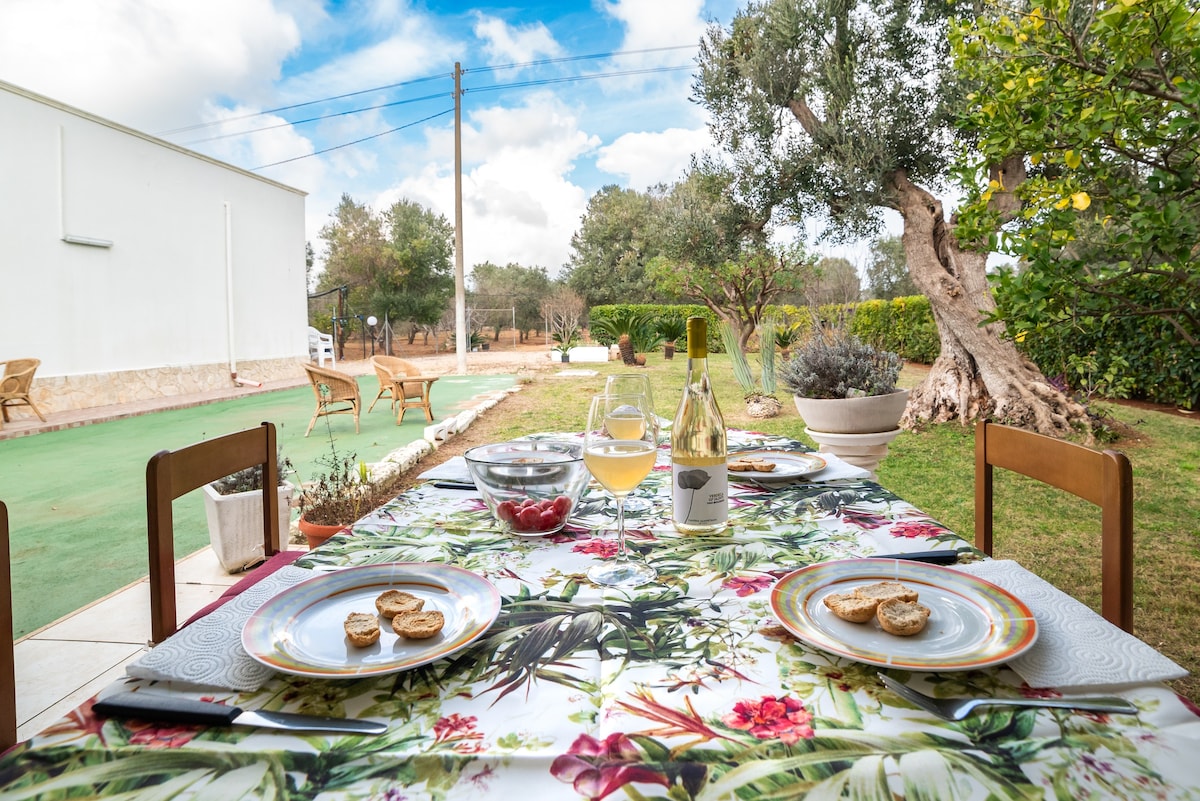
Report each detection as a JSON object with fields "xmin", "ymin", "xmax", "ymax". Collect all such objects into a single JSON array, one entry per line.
[{"xmin": 687, "ymin": 317, "xmax": 707, "ymax": 358}]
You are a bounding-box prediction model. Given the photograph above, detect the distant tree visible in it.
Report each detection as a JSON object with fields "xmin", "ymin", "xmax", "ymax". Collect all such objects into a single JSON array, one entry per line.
[
  {"xmin": 865, "ymin": 236, "xmax": 917, "ymax": 300},
  {"xmin": 304, "ymin": 241, "xmax": 315, "ymax": 292},
  {"xmin": 646, "ymin": 162, "xmax": 811, "ymax": 350},
  {"xmin": 540, "ymin": 285, "xmax": 585, "ymax": 348},
  {"xmin": 317, "ymin": 195, "xmax": 454, "ymax": 352},
  {"xmin": 799, "ymin": 256, "xmax": 861, "ymax": 307},
  {"xmin": 564, "ymin": 185, "xmax": 670, "ymax": 307},
  {"xmin": 469, "ymin": 262, "xmax": 552, "ymax": 342}
]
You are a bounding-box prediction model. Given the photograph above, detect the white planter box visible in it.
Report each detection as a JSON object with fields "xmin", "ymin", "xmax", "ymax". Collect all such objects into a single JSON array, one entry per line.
[{"xmin": 202, "ymin": 483, "xmax": 293, "ymax": 572}]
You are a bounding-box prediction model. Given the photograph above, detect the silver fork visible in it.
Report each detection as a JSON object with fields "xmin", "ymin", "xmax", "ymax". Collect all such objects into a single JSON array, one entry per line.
[{"xmin": 877, "ymin": 673, "xmax": 1137, "ymax": 721}]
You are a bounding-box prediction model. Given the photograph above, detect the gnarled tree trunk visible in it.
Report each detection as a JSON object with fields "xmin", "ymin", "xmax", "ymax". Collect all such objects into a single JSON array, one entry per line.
[{"xmin": 891, "ymin": 171, "xmax": 1090, "ymax": 437}]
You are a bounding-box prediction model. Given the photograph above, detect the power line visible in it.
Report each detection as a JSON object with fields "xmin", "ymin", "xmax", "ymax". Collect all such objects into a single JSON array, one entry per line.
[
  {"xmin": 156, "ymin": 73, "xmax": 450, "ymax": 136},
  {"xmin": 183, "ymin": 90, "xmax": 454, "ymax": 145},
  {"xmin": 252, "ymin": 107, "xmax": 454, "ymax": 170},
  {"xmin": 160, "ymin": 43, "xmax": 697, "ymax": 138},
  {"xmin": 467, "ymin": 64, "xmax": 694, "ymax": 95}
]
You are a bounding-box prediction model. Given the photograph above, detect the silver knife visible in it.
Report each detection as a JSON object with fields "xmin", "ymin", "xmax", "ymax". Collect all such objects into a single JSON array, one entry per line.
[{"xmin": 93, "ymin": 692, "xmax": 386, "ymax": 735}]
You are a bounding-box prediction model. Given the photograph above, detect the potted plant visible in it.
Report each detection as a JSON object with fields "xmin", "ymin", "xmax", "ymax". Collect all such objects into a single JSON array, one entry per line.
[
  {"xmin": 718, "ymin": 318, "xmax": 784, "ymax": 418},
  {"xmin": 202, "ymin": 450, "xmax": 294, "ymax": 572},
  {"xmin": 655, "ymin": 315, "xmax": 687, "ymax": 360},
  {"xmin": 552, "ymin": 327, "xmax": 581, "ymax": 362},
  {"xmin": 778, "ymin": 329, "xmax": 907, "ymax": 434},
  {"xmin": 296, "ymin": 451, "xmax": 372, "ymax": 549}
]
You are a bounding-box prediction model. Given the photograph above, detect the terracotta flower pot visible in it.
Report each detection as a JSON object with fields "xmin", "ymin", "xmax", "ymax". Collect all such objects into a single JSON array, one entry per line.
[{"xmin": 297, "ymin": 513, "xmax": 347, "ymax": 550}]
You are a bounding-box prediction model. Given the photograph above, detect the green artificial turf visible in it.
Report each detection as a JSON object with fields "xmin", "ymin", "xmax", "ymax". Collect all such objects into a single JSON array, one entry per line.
[{"xmin": 1, "ymin": 373, "xmax": 516, "ymax": 637}]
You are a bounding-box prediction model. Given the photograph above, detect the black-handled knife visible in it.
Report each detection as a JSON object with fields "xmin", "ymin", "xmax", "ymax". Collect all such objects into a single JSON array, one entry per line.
[
  {"xmin": 870, "ymin": 549, "xmax": 962, "ymax": 565},
  {"xmin": 93, "ymin": 692, "xmax": 387, "ymax": 735}
]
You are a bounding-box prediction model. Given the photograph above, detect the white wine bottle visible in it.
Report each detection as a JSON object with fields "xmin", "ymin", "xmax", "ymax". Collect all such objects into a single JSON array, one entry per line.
[{"xmin": 671, "ymin": 316, "xmax": 728, "ymax": 533}]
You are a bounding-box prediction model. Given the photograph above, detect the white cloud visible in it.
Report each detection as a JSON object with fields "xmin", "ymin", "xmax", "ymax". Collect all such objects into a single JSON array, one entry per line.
[
  {"xmin": 596, "ymin": 127, "xmax": 711, "ymax": 189},
  {"xmin": 0, "ymin": 0, "xmax": 300, "ymax": 132},
  {"xmin": 472, "ymin": 14, "xmax": 563, "ymax": 65},
  {"xmin": 603, "ymin": 0, "xmax": 707, "ymax": 64},
  {"xmin": 373, "ymin": 93, "xmax": 599, "ymax": 274}
]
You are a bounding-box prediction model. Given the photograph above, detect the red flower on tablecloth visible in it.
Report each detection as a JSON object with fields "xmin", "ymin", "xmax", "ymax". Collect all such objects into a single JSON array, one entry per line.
[
  {"xmin": 574, "ymin": 538, "xmax": 619, "ymax": 558},
  {"xmin": 839, "ymin": 508, "xmax": 890, "ymax": 529},
  {"xmin": 433, "ymin": 713, "xmax": 484, "ymax": 751},
  {"xmin": 722, "ymin": 575, "xmax": 774, "ymax": 597},
  {"xmin": 38, "ymin": 698, "xmax": 108, "ymax": 742},
  {"xmin": 550, "ymin": 733, "xmax": 669, "ymax": 801},
  {"xmin": 127, "ymin": 723, "xmax": 201, "ymax": 748},
  {"xmin": 723, "ymin": 695, "xmax": 815, "ymax": 745},
  {"xmin": 888, "ymin": 521, "xmax": 949, "ymax": 539}
]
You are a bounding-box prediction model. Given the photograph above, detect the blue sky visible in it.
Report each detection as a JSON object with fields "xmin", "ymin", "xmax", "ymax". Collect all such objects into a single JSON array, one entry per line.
[{"xmin": 0, "ymin": 0, "xmax": 748, "ymax": 275}]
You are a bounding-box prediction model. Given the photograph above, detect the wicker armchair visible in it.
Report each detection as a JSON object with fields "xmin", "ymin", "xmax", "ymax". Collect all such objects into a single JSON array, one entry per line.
[
  {"xmin": 368, "ymin": 355, "xmax": 440, "ymax": 424},
  {"xmin": 302, "ymin": 363, "xmax": 361, "ymax": 437},
  {"xmin": 0, "ymin": 358, "xmax": 46, "ymax": 430}
]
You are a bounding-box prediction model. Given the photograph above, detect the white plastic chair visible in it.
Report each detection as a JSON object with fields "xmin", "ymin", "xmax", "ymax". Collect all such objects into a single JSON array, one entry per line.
[{"xmin": 307, "ymin": 327, "xmax": 335, "ymax": 366}]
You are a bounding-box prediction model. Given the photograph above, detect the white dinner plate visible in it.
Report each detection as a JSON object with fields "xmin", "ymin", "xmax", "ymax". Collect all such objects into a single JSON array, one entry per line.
[
  {"xmin": 770, "ymin": 559, "xmax": 1038, "ymax": 671},
  {"xmin": 728, "ymin": 450, "xmax": 827, "ymax": 481},
  {"xmin": 242, "ymin": 563, "xmax": 501, "ymax": 678}
]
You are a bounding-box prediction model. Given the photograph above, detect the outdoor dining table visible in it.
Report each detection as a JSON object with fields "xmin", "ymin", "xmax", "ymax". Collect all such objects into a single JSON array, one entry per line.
[{"xmin": 2, "ymin": 431, "xmax": 1197, "ymax": 800}]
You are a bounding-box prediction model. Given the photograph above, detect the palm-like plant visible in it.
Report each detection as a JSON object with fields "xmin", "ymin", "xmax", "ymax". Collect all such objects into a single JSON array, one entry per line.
[
  {"xmin": 590, "ymin": 308, "xmax": 654, "ymax": 365},
  {"xmin": 655, "ymin": 315, "xmax": 688, "ymax": 359}
]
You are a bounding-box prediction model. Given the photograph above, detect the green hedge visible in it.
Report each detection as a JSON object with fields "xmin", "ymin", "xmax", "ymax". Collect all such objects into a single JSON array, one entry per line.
[{"xmin": 588, "ymin": 298, "xmax": 939, "ymax": 363}]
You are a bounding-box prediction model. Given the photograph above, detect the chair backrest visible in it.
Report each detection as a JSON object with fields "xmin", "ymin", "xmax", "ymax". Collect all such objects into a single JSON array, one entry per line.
[
  {"xmin": 0, "ymin": 359, "xmax": 40, "ymax": 393},
  {"xmin": 1, "ymin": 501, "xmax": 16, "ymax": 751},
  {"xmin": 975, "ymin": 421, "xmax": 1134, "ymax": 631},
  {"xmin": 303, "ymin": 363, "xmax": 360, "ymax": 402},
  {"xmin": 146, "ymin": 422, "xmax": 281, "ymax": 644}
]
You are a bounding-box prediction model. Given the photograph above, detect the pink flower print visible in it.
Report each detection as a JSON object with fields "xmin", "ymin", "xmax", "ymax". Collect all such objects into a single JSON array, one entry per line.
[
  {"xmin": 432, "ymin": 713, "xmax": 483, "ymax": 750},
  {"xmin": 722, "ymin": 575, "xmax": 774, "ymax": 597},
  {"xmin": 574, "ymin": 538, "xmax": 619, "ymax": 558},
  {"xmin": 550, "ymin": 733, "xmax": 669, "ymax": 800},
  {"xmin": 723, "ymin": 695, "xmax": 815, "ymax": 745},
  {"xmin": 889, "ymin": 521, "xmax": 948, "ymax": 539},
  {"xmin": 839, "ymin": 508, "xmax": 889, "ymax": 529}
]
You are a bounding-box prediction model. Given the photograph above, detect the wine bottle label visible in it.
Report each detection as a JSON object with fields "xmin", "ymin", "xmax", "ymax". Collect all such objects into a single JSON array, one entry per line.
[{"xmin": 672, "ymin": 462, "xmax": 728, "ymax": 527}]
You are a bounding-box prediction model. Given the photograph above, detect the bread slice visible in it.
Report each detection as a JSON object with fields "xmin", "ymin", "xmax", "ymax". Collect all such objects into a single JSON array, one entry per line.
[
  {"xmin": 344, "ymin": 612, "xmax": 381, "ymax": 647},
  {"xmin": 853, "ymin": 581, "xmax": 919, "ymax": 604},
  {"xmin": 392, "ymin": 610, "xmax": 445, "ymax": 639},
  {"xmin": 824, "ymin": 592, "xmax": 880, "ymax": 623},
  {"xmin": 376, "ymin": 590, "xmax": 424, "ymax": 618},
  {"xmin": 876, "ymin": 598, "xmax": 931, "ymax": 636}
]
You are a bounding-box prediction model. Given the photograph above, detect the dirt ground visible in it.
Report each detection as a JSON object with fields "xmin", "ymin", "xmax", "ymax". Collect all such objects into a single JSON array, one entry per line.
[{"xmin": 333, "ymin": 328, "xmax": 557, "ymax": 367}]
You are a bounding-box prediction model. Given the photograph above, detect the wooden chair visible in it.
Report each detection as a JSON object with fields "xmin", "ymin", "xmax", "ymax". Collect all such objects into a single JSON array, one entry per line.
[
  {"xmin": 367, "ymin": 355, "xmax": 439, "ymax": 424},
  {"xmin": 146, "ymin": 423, "xmax": 282, "ymax": 645},
  {"xmin": 975, "ymin": 421, "xmax": 1134, "ymax": 632},
  {"xmin": 302, "ymin": 363, "xmax": 361, "ymax": 437},
  {"xmin": 1, "ymin": 501, "xmax": 16, "ymax": 752},
  {"xmin": 0, "ymin": 358, "xmax": 47, "ymax": 430}
]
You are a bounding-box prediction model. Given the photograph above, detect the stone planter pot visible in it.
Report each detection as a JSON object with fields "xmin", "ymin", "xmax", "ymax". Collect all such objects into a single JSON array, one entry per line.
[
  {"xmin": 296, "ymin": 512, "xmax": 347, "ymax": 550},
  {"xmin": 202, "ymin": 483, "xmax": 293, "ymax": 572},
  {"xmin": 791, "ymin": 388, "xmax": 910, "ymax": 434}
]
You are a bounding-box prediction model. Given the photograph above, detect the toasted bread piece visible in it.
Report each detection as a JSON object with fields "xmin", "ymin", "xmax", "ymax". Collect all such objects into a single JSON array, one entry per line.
[
  {"xmin": 876, "ymin": 598, "xmax": 931, "ymax": 636},
  {"xmin": 344, "ymin": 612, "xmax": 381, "ymax": 647},
  {"xmin": 391, "ymin": 610, "xmax": 445, "ymax": 639},
  {"xmin": 853, "ymin": 581, "xmax": 919, "ymax": 604},
  {"xmin": 376, "ymin": 589, "xmax": 424, "ymax": 618},
  {"xmin": 824, "ymin": 592, "xmax": 880, "ymax": 623}
]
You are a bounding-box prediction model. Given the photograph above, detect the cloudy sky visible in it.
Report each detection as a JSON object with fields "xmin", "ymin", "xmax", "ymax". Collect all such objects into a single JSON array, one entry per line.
[{"xmin": 0, "ymin": 0, "xmax": 745, "ymax": 277}]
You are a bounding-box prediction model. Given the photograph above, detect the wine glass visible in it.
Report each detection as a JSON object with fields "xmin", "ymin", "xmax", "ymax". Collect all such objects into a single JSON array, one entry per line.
[
  {"xmin": 583, "ymin": 392, "xmax": 659, "ymax": 587},
  {"xmin": 604, "ymin": 374, "xmax": 657, "ymax": 511}
]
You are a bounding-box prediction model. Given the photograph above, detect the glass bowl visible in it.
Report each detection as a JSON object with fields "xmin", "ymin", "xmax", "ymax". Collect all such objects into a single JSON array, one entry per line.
[{"xmin": 463, "ymin": 440, "xmax": 590, "ymax": 535}]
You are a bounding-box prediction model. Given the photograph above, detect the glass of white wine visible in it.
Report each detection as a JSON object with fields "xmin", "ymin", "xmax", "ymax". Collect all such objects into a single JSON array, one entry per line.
[
  {"xmin": 583, "ymin": 392, "xmax": 659, "ymax": 587},
  {"xmin": 604, "ymin": 374, "xmax": 657, "ymax": 511}
]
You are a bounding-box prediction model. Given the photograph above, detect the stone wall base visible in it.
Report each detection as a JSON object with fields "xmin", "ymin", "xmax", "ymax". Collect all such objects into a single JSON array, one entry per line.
[{"xmin": 27, "ymin": 358, "xmax": 306, "ymax": 415}]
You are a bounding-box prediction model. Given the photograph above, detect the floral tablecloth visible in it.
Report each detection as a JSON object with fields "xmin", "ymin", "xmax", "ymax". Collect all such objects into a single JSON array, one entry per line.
[{"xmin": 2, "ymin": 433, "xmax": 1197, "ymax": 800}]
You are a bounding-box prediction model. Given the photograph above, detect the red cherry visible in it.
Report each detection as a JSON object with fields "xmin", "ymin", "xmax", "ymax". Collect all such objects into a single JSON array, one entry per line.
[
  {"xmin": 496, "ymin": 500, "xmax": 517, "ymax": 522},
  {"xmin": 551, "ymin": 495, "xmax": 571, "ymax": 517},
  {"xmin": 538, "ymin": 508, "xmax": 560, "ymax": 529},
  {"xmin": 517, "ymin": 505, "xmax": 542, "ymax": 530}
]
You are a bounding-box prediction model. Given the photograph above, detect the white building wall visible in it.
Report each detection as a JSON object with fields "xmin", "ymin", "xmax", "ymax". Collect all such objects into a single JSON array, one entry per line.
[{"xmin": 0, "ymin": 81, "xmax": 308, "ymax": 414}]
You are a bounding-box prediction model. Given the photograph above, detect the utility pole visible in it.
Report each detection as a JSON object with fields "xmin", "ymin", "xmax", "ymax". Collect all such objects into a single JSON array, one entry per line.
[{"xmin": 453, "ymin": 62, "xmax": 467, "ymax": 375}]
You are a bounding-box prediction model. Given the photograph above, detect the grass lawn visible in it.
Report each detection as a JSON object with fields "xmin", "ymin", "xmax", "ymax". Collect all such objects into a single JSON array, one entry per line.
[
  {"xmin": 1, "ymin": 373, "xmax": 517, "ymax": 638},
  {"xmin": 434, "ymin": 357, "xmax": 1200, "ymax": 703}
]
